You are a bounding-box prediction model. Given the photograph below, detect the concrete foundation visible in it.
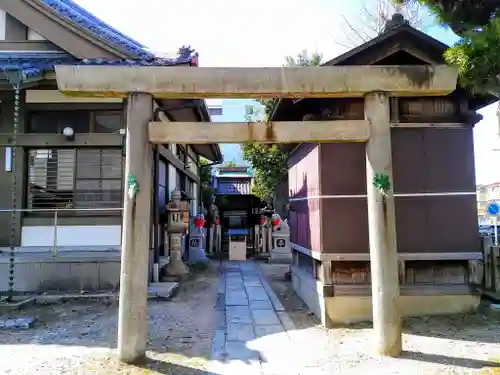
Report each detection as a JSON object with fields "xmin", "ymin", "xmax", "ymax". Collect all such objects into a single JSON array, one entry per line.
[
  {"xmin": 291, "ymin": 265, "xmax": 480, "ymax": 327},
  {"xmin": 0, "ymin": 251, "xmax": 121, "ymax": 292}
]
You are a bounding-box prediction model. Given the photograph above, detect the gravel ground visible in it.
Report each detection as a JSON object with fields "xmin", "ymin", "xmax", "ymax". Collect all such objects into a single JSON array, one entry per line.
[
  {"xmin": 259, "ymin": 262, "xmax": 500, "ymax": 375},
  {"xmin": 0, "ymin": 261, "xmax": 220, "ymax": 375},
  {"xmin": 3, "ymin": 260, "xmax": 500, "ymax": 375}
]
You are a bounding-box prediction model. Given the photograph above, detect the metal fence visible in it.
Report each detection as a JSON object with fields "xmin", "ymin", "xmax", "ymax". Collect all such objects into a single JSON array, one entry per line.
[
  {"xmin": 0, "ymin": 207, "xmax": 123, "ymax": 256},
  {"xmin": 0, "ymin": 207, "xmax": 124, "ymax": 295}
]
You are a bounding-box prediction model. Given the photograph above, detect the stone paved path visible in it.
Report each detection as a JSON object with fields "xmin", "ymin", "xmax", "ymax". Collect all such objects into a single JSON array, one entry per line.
[{"xmin": 206, "ymin": 261, "xmax": 308, "ymax": 375}]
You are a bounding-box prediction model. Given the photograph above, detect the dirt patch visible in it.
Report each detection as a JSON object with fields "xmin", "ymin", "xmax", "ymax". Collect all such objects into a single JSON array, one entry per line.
[
  {"xmin": 259, "ymin": 262, "xmax": 318, "ymax": 329},
  {"xmin": 0, "ymin": 261, "xmax": 221, "ymax": 375}
]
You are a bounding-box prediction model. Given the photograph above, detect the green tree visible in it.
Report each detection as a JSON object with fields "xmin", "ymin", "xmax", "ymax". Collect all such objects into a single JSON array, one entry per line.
[
  {"xmin": 392, "ymin": 0, "xmax": 500, "ymax": 94},
  {"xmin": 392, "ymin": 0, "xmax": 500, "ymax": 134},
  {"xmin": 258, "ymin": 49, "xmax": 323, "ymax": 117},
  {"xmin": 223, "ymin": 160, "xmax": 237, "ymax": 168},
  {"xmin": 242, "ymin": 141, "xmax": 288, "ymax": 202},
  {"xmin": 199, "ymin": 158, "xmax": 214, "ymax": 214}
]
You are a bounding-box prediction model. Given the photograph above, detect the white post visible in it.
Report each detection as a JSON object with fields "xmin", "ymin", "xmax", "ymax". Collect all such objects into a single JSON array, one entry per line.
[
  {"xmin": 209, "ymin": 224, "xmax": 215, "ymax": 254},
  {"xmin": 255, "ymin": 225, "xmax": 260, "ymax": 253},
  {"xmin": 267, "ymin": 225, "xmax": 272, "ymax": 254},
  {"xmin": 117, "ymin": 92, "xmax": 154, "ymax": 363},
  {"xmin": 495, "ymin": 216, "xmax": 498, "ymax": 246},
  {"xmin": 365, "ymin": 92, "xmax": 402, "ymax": 357}
]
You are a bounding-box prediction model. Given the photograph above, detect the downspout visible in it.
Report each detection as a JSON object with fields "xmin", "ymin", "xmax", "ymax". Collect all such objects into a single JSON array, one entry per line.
[
  {"xmin": 199, "ymin": 160, "xmax": 218, "ymax": 253},
  {"xmin": 152, "ymin": 144, "xmax": 160, "ymax": 282}
]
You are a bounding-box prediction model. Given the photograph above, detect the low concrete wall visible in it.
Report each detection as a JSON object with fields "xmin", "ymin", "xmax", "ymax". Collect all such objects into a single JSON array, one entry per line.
[
  {"xmin": 0, "ymin": 251, "xmax": 120, "ymax": 292},
  {"xmin": 291, "ymin": 265, "xmax": 480, "ymax": 327}
]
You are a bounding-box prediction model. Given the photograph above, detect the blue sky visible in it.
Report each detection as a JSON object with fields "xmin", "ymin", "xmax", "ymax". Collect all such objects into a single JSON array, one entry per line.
[{"xmin": 74, "ymin": 0, "xmax": 499, "ymax": 185}]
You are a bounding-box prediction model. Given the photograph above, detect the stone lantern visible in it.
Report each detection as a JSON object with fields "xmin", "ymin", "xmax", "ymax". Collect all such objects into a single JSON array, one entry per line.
[{"xmin": 165, "ymin": 188, "xmax": 190, "ymax": 277}]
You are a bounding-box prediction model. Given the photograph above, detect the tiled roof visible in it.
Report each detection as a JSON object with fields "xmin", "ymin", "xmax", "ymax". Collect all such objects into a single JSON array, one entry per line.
[
  {"xmin": 0, "ymin": 49, "xmax": 198, "ymax": 84},
  {"xmin": 40, "ymin": 0, "xmax": 154, "ymax": 59},
  {"xmin": 0, "ymin": 1, "xmax": 200, "ymax": 83}
]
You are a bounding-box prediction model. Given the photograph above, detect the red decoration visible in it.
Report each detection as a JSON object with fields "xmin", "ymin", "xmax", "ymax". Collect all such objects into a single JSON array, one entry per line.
[
  {"xmin": 194, "ymin": 214, "xmax": 205, "ymax": 228},
  {"xmin": 259, "ymin": 216, "xmax": 268, "ymax": 226},
  {"xmin": 214, "ymin": 218, "xmax": 220, "ymax": 226},
  {"xmin": 271, "ymin": 214, "xmax": 281, "ymax": 228}
]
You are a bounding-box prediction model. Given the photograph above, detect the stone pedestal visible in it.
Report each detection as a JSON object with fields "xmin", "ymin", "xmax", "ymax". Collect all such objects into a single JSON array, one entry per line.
[
  {"xmin": 165, "ymin": 189, "xmax": 190, "ymax": 278},
  {"xmin": 165, "ymin": 233, "xmax": 189, "ymax": 276},
  {"xmin": 270, "ymin": 219, "xmax": 292, "ymax": 263},
  {"xmin": 188, "ymin": 226, "xmax": 208, "ymax": 264}
]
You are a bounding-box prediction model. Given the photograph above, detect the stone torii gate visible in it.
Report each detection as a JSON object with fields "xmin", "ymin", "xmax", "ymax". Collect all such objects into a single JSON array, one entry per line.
[{"xmin": 54, "ymin": 64, "xmax": 458, "ymax": 362}]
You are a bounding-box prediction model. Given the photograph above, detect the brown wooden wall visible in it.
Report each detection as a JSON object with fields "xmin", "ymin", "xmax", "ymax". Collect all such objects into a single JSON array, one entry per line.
[
  {"xmin": 318, "ymin": 127, "xmax": 478, "ymax": 254},
  {"xmin": 288, "ymin": 143, "xmax": 321, "ymax": 251}
]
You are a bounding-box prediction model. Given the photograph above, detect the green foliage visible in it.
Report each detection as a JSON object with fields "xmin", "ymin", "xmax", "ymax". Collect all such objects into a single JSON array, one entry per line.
[
  {"xmin": 393, "ymin": 0, "xmax": 499, "ymax": 35},
  {"xmin": 223, "ymin": 160, "xmax": 237, "ymax": 167},
  {"xmin": 258, "ymin": 49, "xmax": 323, "ymax": 117},
  {"xmin": 392, "ymin": 0, "xmax": 500, "ymax": 94},
  {"xmin": 444, "ymin": 18, "xmax": 500, "ymax": 94},
  {"xmin": 198, "ymin": 158, "xmax": 214, "ymax": 214},
  {"xmin": 242, "ymin": 143, "xmax": 288, "ymax": 202}
]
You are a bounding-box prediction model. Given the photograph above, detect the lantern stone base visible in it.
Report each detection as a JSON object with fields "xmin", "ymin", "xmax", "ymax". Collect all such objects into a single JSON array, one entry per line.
[{"xmin": 165, "ymin": 250, "xmax": 190, "ymax": 278}]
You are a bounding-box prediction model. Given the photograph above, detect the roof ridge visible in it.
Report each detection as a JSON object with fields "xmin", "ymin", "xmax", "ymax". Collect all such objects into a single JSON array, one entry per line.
[{"xmin": 39, "ymin": 0, "xmax": 154, "ymax": 59}]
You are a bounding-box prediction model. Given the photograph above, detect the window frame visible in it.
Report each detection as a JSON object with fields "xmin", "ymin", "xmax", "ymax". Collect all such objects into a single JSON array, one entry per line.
[
  {"xmin": 25, "ymin": 146, "xmax": 124, "ymax": 217},
  {"xmin": 27, "ymin": 110, "xmax": 124, "ymax": 134}
]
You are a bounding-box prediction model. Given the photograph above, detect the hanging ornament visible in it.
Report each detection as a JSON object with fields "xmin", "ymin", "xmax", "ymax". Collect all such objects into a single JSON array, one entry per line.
[
  {"xmin": 373, "ymin": 173, "xmax": 391, "ymax": 197},
  {"xmin": 127, "ymin": 173, "xmax": 140, "ymax": 200}
]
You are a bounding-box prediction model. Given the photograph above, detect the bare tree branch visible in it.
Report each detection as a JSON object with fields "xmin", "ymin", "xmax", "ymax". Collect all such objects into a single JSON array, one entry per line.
[{"xmin": 332, "ymin": 0, "xmax": 432, "ymax": 49}]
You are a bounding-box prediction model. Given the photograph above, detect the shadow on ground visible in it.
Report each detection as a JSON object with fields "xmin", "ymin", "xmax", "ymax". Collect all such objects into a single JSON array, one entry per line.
[
  {"xmin": 401, "ymin": 351, "xmax": 500, "ymax": 369},
  {"xmin": 81, "ymin": 353, "xmax": 216, "ymax": 374},
  {"xmin": 402, "ymin": 308, "xmax": 500, "ymax": 344}
]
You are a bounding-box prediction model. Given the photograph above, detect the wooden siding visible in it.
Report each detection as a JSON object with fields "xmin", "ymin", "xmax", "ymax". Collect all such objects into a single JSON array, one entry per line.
[
  {"xmin": 392, "ymin": 127, "xmax": 478, "ymax": 254},
  {"xmin": 318, "ymin": 127, "xmax": 478, "ymax": 254},
  {"xmin": 288, "ymin": 144, "xmax": 321, "ymax": 251},
  {"xmin": 319, "ymin": 142, "xmax": 368, "ymax": 254}
]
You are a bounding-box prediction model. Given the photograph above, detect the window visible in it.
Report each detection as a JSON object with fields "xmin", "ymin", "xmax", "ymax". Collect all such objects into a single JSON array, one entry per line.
[
  {"xmin": 208, "ymin": 106, "xmax": 223, "ymax": 116},
  {"xmin": 176, "ymin": 169, "xmax": 184, "ymax": 191},
  {"xmin": 27, "ymin": 148, "xmax": 123, "ymax": 213},
  {"xmin": 158, "ymin": 160, "xmax": 167, "ymax": 214},
  {"xmin": 28, "ymin": 110, "xmax": 123, "ymax": 134},
  {"xmin": 93, "ymin": 112, "xmax": 123, "ymax": 133},
  {"xmin": 29, "ymin": 111, "xmax": 90, "ymax": 133},
  {"xmin": 176, "ymin": 146, "xmax": 187, "ymax": 192},
  {"xmin": 245, "ymin": 105, "xmax": 254, "ymax": 115}
]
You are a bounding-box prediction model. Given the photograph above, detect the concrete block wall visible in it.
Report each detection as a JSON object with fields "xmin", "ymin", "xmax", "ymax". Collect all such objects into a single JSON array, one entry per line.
[{"xmin": 0, "ymin": 251, "xmax": 120, "ymax": 292}]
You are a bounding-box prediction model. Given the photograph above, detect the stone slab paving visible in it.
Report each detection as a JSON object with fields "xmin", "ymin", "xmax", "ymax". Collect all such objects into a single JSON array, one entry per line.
[{"xmin": 206, "ymin": 261, "xmax": 307, "ymax": 375}]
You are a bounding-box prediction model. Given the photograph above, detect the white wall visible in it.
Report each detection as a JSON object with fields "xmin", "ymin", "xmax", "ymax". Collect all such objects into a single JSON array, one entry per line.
[
  {"xmin": 0, "ymin": 10, "xmax": 6, "ymax": 40},
  {"xmin": 21, "ymin": 225, "xmax": 121, "ymax": 247},
  {"xmin": 27, "ymin": 28, "xmax": 46, "ymax": 40}
]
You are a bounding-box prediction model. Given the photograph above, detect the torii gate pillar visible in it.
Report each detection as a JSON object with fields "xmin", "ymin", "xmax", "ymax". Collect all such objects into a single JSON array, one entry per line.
[
  {"xmin": 365, "ymin": 92, "xmax": 401, "ymax": 356},
  {"xmin": 117, "ymin": 92, "xmax": 154, "ymax": 363}
]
